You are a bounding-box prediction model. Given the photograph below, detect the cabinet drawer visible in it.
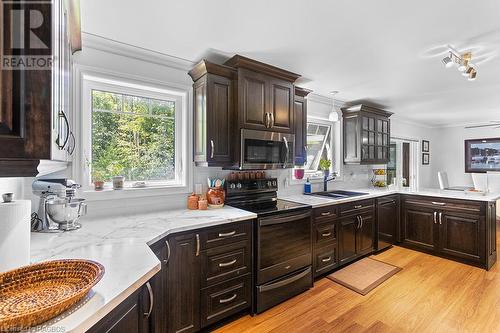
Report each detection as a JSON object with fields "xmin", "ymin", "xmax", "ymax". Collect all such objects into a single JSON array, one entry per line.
[
  {"xmin": 314, "ymin": 221, "xmax": 337, "ymax": 246},
  {"xmin": 314, "ymin": 205, "xmax": 338, "ymax": 222},
  {"xmin": 201, "ymin": 275, "xmax": 251, "ymax": 327},
  {"xmin": 201, "ymin": 221, "xmax": 252, "ymax": 250},
  {"xmin": 403, "ymin": 196, "xmax": 482, "ymax": 216},
  {"xmin": 340, "ymin": 199, "xmax": 374, "ymax": 217},
  {"xmin": 201, "ymin": 240, "xmax": 251, "ymax": 287},
  {"xmin": 314, "ymin": 245, "xmax": 337, "ymax": 277}
]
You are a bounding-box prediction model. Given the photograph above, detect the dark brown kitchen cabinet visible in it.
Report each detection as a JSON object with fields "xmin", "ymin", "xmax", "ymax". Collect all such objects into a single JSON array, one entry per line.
[
  {"xmin": 338, "ymin": 213, "xmax": 374, "ymax": 265},
  {"xmin": 376, "ymin": 195, "xmax": 400, "ymax": 250},
  {"xmin": 189, "ymin": 60, "xmax": 236, "ymax": 167},
  {"xmin": 294, "ymin": 87, "xmax": 312, "ymax": 166},
  {"xmin": 439, "ymin": 212, "xmax": 483, "ymax": 262},
  {"xmin": 338, "ymin": 200, "xmax": 375, "ymax": 266},
  {"xmin": 341, "ymin": 104, "xmax": 393, "ymax": 165},
  {"xmin": 312, "ymin": 205, "xmax": 338, "ymax": 277},
  {"xmin": 224, "ymin": 55, "xmax": 300, "ymax": 134},
  {"xmin": 338, "ymin": 216, "xmax": 359, "ymax": 265},
  {"xmin": 166, "ymin": 232, "xmax": 201, "ymax": 333},
  {"xmin": 152, "ymin": 220, "xmax": 253, "ymax": 333},
  {"xmin": 357, "ymin": 213, "xmax": 375, "ymax": 255},
  {"xmin": 87, "ymin": 278, "xmax": 157, "ymax": 333},
  {"xmin": 400, "ymin": 195, "xmax": 495, "ymax": 269},
  {"xmin": 402, "ymin": 204, "xmax": 437, "ymax": 252},
  {"xmin": 0, "ymin": 0, "xmax": 80, "ymax": 177}
]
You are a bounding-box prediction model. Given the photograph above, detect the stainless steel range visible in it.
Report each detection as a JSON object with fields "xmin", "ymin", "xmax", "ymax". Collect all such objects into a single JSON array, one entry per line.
[{"xmin": 225, "ymin": 178, "xmax": 313, "ymax": 313}]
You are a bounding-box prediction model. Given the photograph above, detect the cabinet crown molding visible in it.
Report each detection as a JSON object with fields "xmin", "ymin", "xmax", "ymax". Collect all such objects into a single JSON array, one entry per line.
[
  {"xmin": 295, "ymin": 86, "xmax": 313, "ymax": 97},
  {"xmin": 188, "ymin": 59, "xmax": 237, "ymax": 81},
  {"xmin": 224, "ymin": 55, "xmax": 301, "ymax": 83},
  {"xmin": 341, "ymin": 104, "xmax": 393, "ymax": 118}
]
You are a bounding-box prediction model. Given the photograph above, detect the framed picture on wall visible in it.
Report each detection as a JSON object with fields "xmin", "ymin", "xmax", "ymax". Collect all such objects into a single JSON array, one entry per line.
[
  {"xmin": 465, "ymin": 137, "xmax": 500, "ymax": 173},
  {"xmin": 422, "ymin": 140, "xmax": 430, "ymax": 152},
  {"xmin": 422, "ymin": 153, "xmax": 430, "ymax": 165}
]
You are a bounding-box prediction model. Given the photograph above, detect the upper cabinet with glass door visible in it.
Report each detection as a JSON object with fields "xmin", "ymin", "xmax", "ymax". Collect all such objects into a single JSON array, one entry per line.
[{"xmin": 342, "ymin": 104, "xmax": 393, "ymax": 165}]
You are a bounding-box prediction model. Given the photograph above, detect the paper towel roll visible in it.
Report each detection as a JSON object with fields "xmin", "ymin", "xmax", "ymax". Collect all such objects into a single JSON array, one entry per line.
[{"xmin": 0, "ymin": 200, "xmax": 31, "ymax": 272}]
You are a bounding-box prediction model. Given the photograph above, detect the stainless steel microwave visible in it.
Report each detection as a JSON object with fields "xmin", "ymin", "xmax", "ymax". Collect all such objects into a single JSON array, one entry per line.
[{"xmin": 240, "ymin": 129, "xmax": 295, "ymax": 169}]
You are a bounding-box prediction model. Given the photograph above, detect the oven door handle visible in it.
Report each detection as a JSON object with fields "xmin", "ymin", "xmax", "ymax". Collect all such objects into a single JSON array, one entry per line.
[
  {"xmin": 258, "ymin": 267, "xmax": 311, "ymax": 292},
  {"xmin": 259, "ymin": 211, "xmax": 311, "ymax": 226}
]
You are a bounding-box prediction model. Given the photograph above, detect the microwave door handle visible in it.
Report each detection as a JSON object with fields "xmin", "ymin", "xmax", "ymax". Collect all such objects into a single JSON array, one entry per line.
[{"xmin": 282, "ymin": 137, "xmax": 289, "ymax": 168}]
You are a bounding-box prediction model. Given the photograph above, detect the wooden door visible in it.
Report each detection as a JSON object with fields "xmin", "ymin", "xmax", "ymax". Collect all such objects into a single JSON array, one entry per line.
[
  {"xmin": 294, "ymin": 95, "xmax": 307, "ymax": 165},
  {"xmin": 357, "ymin": 213, "xmax": 374, "ymax": 256},
  {"xmin": 338, "ymin": 216, "xmax": 358, "ymax": 265},
  {"xmin": 239, "ymin": 69, "xmax": 268, "ymax": 130},
  {"xmin": 166, "ymin": 233, "xmax": 200, "ymax": 333},
  {"xmin": 440, "ymin": 212, "xmax": 483, "ymax": 263},
  {"xmin": 268, "ymin": 78, "xmax": 293, "ymax": 132},
  {"xmin": 377, "ymin": 196, "xmax": 399, "ymax": 244},
  {"xmin": 207, "ymin": 74, "xmax": 233, "ymax": 165},
  {"xmin": 402, "ymin": 205, "xmax": 437, "ymax": 252}
]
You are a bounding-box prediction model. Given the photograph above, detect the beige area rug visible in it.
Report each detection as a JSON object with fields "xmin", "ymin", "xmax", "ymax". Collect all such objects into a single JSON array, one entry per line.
[{"xmin": 327, "ymin": 257, "xmax": 402, "ymax": 295}]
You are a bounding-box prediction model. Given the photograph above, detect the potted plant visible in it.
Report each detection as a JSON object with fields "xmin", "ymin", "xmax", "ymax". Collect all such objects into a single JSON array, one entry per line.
[
  {"xmin": 92, "ymin": 169, "xmax": 106, "ymax": 191},
  {"xmin": 319, "ymin": 158, "xmax": 332, "ymax": 178}
]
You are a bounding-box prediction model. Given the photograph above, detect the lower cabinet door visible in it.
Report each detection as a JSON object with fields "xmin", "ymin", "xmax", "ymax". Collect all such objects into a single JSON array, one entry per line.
[
  {"xmin": 402, "ymin": 205, "xmax": 437, "ymax": 252},
  {"xmin": 357, "ymin": 214, "xmax": 374, "ymax": 256},
  {"xmin": 166, "ymin": 233, "xmax": 201, "ymax": 333},
  {"xmin": 440, "ymin": 212, "xmax": 483, "ymax": 262},
  {"xmin": 200, "ymin": 274, "xmax": 251, "ymax": 327},
  {"xmin": 88, "ymin": 282, "xmax": 154, "ymax": 333},
  {"xmin": 339, "ymin": 216, "xmax": 358, "ymax": 265},
  {"xmin": 314, "ymin": 245, "xmax": 337, "ymax": 277}
]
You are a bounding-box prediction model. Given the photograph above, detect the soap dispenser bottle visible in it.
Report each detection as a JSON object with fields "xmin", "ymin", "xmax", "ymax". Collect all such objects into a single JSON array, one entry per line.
[{"xmin": 304, "ymin": 178, "xmax": 312, "ymax": 194}]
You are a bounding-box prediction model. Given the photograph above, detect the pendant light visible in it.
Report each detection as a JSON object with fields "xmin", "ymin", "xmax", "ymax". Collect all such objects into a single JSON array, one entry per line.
[{"xmin": 328, "ymin": 91, "xmax": 339, "ymax": 122}]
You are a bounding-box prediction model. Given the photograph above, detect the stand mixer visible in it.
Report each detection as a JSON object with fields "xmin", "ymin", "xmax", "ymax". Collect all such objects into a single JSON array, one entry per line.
[{"xmin": 32, "ymin": 179, "xmax": 87, "ymax": 232}]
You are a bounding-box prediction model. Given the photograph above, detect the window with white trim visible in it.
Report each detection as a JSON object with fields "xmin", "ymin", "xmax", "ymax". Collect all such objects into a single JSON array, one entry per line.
[
  {"xmin": 80, "ymin": 75, "xmax": 187, "ymax": 190},
  {"xmin": 294, "ymin": 119, "xmax": 336, "ymax": 179}
]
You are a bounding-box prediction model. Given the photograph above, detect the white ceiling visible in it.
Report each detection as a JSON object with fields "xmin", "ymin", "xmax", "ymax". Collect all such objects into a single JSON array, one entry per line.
[{"xmin": 81, "ymin": 0, "xmax": 500, "ymax": 127}]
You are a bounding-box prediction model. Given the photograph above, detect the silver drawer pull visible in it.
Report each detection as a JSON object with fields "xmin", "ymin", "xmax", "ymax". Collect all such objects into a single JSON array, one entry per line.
[
  {"xmin": 354, "ymin": 205, "xmax": 362, "ymax": 209},
  {"xmin": 321, "ymin": 212, "xmax": 332, "ymax": 216},
  {"xmin": 219, "ymin": 293, "xmax": 237, "ymax": 304},
  {"xmin": 218, "ymin": 231, "xmax": 236, "ymax": 237},
  {"xmin": 321, "ymin": 232, "xmax": 332, "ymax": 237},
  {"xmin": 219, "ymin": 259, "xmax": 237, "ymax": 267},
  {"xmin": 431, "ymin": 201, "xmax": 446, "ymax": 206},
  {"xmin": 321, "ymin": 257, "xmax": 332, "ymax": 263}
]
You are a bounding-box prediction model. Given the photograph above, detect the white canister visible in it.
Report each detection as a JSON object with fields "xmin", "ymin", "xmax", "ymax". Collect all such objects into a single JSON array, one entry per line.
[{"xmin": 0, "ymin": 200, "xmax": 31, "ymax": 272}]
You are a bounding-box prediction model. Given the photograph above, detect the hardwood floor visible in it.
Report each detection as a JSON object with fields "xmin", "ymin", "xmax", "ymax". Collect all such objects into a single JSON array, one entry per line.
[{"xmin": 215, "ymin": 221, "xmax": 500, "ymax": 333}]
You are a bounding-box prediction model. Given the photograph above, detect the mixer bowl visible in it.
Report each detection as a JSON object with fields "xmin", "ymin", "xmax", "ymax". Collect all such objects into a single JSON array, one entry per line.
[{"xmin": 45, "ymin": 198, "xmax": 87, "ymax": 230}]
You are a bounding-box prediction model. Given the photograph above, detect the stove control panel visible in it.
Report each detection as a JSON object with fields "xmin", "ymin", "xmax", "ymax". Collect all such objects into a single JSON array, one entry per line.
[{"xmin": 225, "ymin": 178, "xmax": 278, "ymax": 195}]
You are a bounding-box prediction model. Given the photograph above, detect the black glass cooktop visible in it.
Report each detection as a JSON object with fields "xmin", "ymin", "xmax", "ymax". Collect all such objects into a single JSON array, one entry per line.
[{"xmin": 229, "ymin": 199, "xmax": 311, "ymax": 217}]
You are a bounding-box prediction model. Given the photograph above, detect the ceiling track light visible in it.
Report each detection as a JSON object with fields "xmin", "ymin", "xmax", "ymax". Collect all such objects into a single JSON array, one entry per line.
[{"xmin": 442, "ymin": 50, "xmax": 477, "ymax": 81}]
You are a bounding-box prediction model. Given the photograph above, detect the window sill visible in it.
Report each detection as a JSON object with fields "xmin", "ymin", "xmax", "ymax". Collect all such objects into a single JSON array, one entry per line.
[{"xmin": 82, "ymin": 184, "xmax": 190, "ymax": 202}]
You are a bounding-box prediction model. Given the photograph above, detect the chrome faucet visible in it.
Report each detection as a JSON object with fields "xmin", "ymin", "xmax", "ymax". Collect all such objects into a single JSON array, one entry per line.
[{"xmin": 323, "ymin": 172, "xmax": 337, "ymax": 192}]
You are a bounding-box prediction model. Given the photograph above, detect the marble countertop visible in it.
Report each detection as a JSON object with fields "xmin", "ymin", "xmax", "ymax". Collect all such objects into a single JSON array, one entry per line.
[
  {"xmin": 27, "ymin": 206, "xmax": 256, "ymax": 333},
  {"xmin": 282, "ymin": 187, "xmax": 500, "ymax": 208}
]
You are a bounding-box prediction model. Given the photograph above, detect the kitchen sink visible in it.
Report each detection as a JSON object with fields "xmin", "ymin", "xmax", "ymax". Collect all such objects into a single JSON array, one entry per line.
[{"xmin": 310, "ymin": 190, "xmax": 368, "ymax": 199}]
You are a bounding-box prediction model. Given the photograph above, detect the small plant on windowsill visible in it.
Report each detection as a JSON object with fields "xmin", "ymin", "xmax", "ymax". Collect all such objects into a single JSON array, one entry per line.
[
  {"xmin": 92, "ymin": 169, "xmax": 106, "ymax": 191},
  {"xmin": 319, "ymin": 158, "xmax": 332, "ymax": 177}
]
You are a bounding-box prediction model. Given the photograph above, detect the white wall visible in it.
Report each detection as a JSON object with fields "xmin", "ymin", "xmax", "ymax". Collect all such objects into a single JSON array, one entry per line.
[
  {"xmin": 390, "ymin": 117, "xmax": 438, "ymax": 188},
  {"xmin": 432, "ymin": 125, "xmax": 500, "ymax": 187}
]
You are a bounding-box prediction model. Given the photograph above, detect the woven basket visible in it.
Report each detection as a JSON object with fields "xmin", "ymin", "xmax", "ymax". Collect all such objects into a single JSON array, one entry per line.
[{"xmin": 0, "ymin": 259, "xmax": 105, "ymax": 332}]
